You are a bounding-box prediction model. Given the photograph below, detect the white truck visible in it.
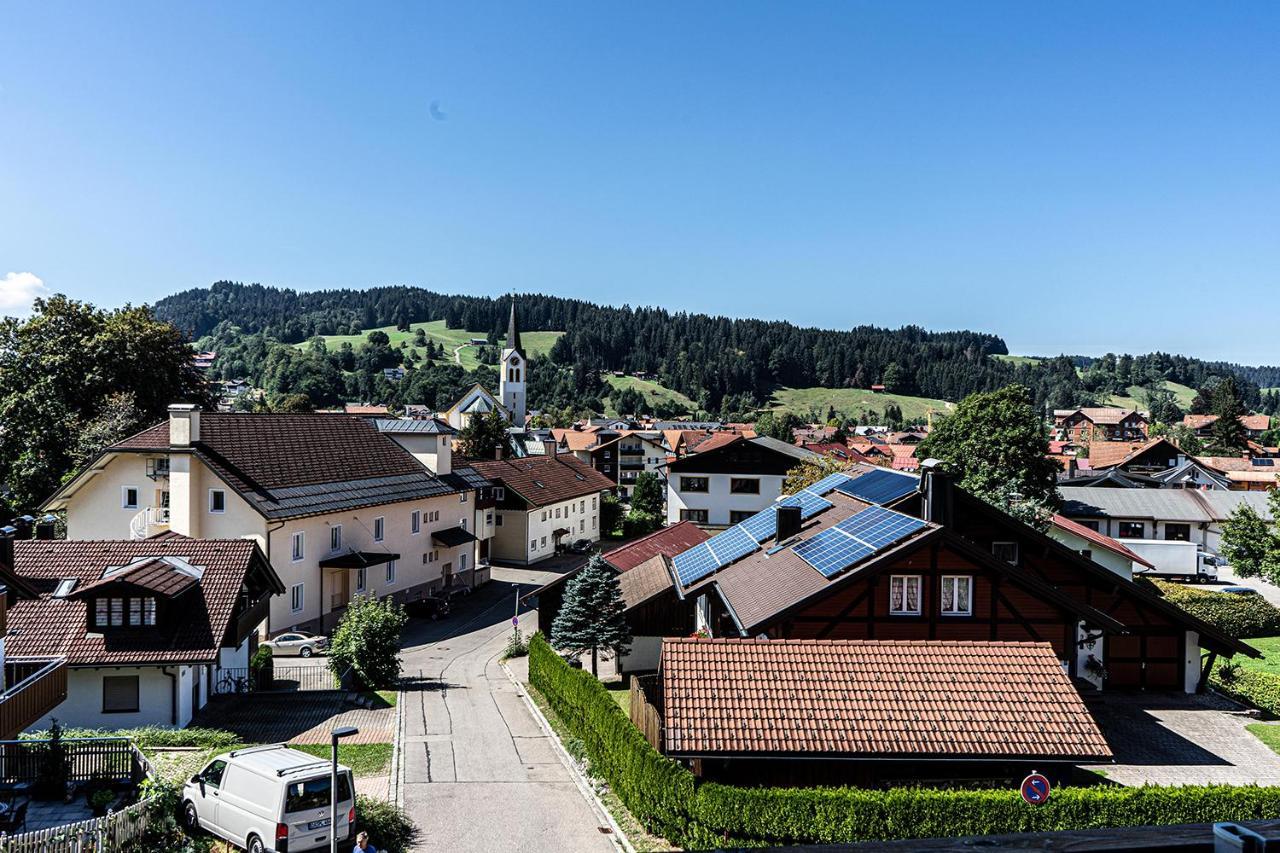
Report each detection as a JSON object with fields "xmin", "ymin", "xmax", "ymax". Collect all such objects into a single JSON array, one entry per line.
[{"xmin": 1126, "ymin": 539, "xmax": 1220, "ymax": 583}]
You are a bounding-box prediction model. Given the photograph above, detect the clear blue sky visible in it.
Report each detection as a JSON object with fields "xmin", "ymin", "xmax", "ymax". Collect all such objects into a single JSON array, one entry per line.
[{"xmin": 2, "ymin": 3, "xmax": 1277, "ymax": 363}]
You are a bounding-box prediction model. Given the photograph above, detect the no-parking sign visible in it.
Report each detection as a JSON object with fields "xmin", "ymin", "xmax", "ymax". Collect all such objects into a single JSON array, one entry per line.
[{"xmin": 1020, "ymin": 772, "xmax": 1051, "ymax": 805}]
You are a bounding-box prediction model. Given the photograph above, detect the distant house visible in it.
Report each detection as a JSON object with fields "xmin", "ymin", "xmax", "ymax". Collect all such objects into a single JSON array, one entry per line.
[
  {"xmin": 381, "ymin": 367, "xmax": 406, "ymax": 383},
  {"xmin": 1073, "ymin": 438, "xmax": 1232, "ymax": 490},
  {"xmin": 1048, "ymin": 514, "xmax": 1154, "ymax": 579},
  {"xmin": 1059, "ymin": 486, "xmax": 1273, "ymax": 552},
  {"xmin": 869, "ymin": 384, "xmax": 886, "ymax": 392},
  {"xmin": 467, "ymin": 451, "xmax": 615, "ymax": 564},
  {"xmin": 344, "ymin": 404, "xmax": 390, "ymax": 417},
  {"xmin": 192, "ymin": 351, "xmax": 217, "ymax": 371},
  {"xmin": 552, "ymin": 428, "xmax": 623, "ymax": 489},
  {"xmin": 1183, "ymin": 413, "xmax": 1272, "ymax": 441},
  {"xmin": 1056, "ymin": 408, "xmax": 1148, "ymax": 443},
  {"xmin": 664, "ymin": 436, "xmax": 818, "ymax": 527},
  {"xmin": 7, "ymin": 533, "xmax": 282, "ymax": 730}
]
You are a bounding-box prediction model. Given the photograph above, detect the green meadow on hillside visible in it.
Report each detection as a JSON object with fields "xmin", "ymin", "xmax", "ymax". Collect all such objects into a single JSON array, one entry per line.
[
  {"xmin": 299, "ymin": 320, "xmax": 564, "ymax": 370},
  {"xmin": 769, "ymin": 387, "xmax": 953, "ymax": 423}
]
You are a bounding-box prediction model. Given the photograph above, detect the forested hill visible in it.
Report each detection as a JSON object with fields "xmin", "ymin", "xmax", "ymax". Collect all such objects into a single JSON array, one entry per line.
[{"xmin": 155, "ymin": 281, "xmax": 1277, "ymax": 415}]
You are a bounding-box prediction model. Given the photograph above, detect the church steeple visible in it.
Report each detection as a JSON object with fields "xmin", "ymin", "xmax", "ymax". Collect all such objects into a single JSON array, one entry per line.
[{"xmin": 506, "ymin": 301, "xmax": 524, "ymax": 356}]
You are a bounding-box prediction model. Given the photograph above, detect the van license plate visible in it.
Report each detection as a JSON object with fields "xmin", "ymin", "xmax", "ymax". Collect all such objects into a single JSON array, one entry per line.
[{"xmin": 308, "ymin": 818, "xmax": 331, "ymax": 830}]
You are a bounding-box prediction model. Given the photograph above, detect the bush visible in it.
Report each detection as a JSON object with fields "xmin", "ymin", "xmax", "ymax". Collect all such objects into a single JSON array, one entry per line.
[
  {"xmin": 355, "ymin": 795, "xmax": 418, "ymax": 853},
  {"xmin": 503, "ymin": 627, "xmax": 529, "ymax": 659},
  {"xmin": 329, "ymin": 594, "xmax": 408, "ymax": 690},
  {"xmin": 250, "ymin": 644, "xmax": 274, "ymax": 671},
  {"xmin": 528, "ymin": 633, "xmax": 1280, "ymax": 846},
  {"xmin": 1212, "ymin": 662, "xmax": 1280, "ymax": 716},
  {"xmin": 1148, "ymin": 579, "xmax": 1280, "ymax": 638},
  {"xmin": 622, "ymin": 510, "xmax": 661, "ymax": 538},
  {"xmin": 23, "ymin": 726, "xmax": 240, "ymax": 750}
]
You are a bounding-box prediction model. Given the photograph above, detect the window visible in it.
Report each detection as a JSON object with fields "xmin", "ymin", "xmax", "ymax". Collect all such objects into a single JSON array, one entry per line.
[
  {"xmin": 541, "ymin": 536, "xmax": 547, "ymax": 548},
  {"xmin": 460, "ymin": 554, "xmax": 467, "ymax": 572},
  {"xmin": 603, "ymin": 451, "xmax": 611, "ymax": 459},
  {"xmin": 291, "ymin": 583, "xmax": 304, "ymax": 613},
  {"xmin": 386, "ymin": 560, "xmax": 397, "ymax": 584},
  {"xmin": 680, "ymin": 509, "xmax": 709, "ymax": 524},
  {"xmin": 429, "ymin": 510, "xmax": 439, "ymax": 523},
  {"xmin": 356, "ymin": 568, "xmax": 366, "ymax": 593},
  {"xmin": 1118, "ymin": 521, "xmax": 1144, "ymax": 539},
  {"xmin": 1078, "ymin": 520, "xmax": 1100, "ymax": 532},
  {"xmin": 889, "ymin": 575, "xmax": 922, "ymax": 615},
  {"xmin": 541, "ymin": 511, "xmax": 547, "ymax": 522},
  {"xmin": 992, "ymin": 542, "xmax": 1019, "ymax": 566},
  {"xmin": 530, "ymin": 539, "xmax": 537, "ymax": 552},
  {"xmin": 102, "ymin": 675, "xmax": 140, "ymax": 713},
  {"xmin": 730, "ymin": 478, "xmax": 760, "ymax": 495},
  {"xmin": 411, "ymin": 510, "xmax": 421, "ymax": 534},
  {"xmin": 494, "ymin": 487, "xmax": 506, "ymax": 501},
  {"xmin": 373, "ymin": 517, "xmax": 385, "ymax": 542},
  {"xmin": 485, "ymin": 511, "xmax": 494, "ymax": 526},
  {"xmin": 1165, "ymin": 523, "xmax": 1192, "ymax": 542},
  {"xmin": 579, "ymin": 520, "xmax": 585, "ymax": 532},
  {"xmin": 291, "ymin": 532, "xmax": 305, "ymax": 562},
  {"xmin": 591, "ymin": 515, "xmax": 597, "ymax": 527},
  {"xmin": 121, "ymin": 486, "xmax": 139, "ymax": 510},
  {"xmin": 127, "ymin": 597, "xmax": 156, "ymax": 626},
  {"xmin": 208, "ymin": 489, "xmax": 226, "ymax": 513},
  {"xmin": 580, "ymin": 500, "xmax": 586, "ymax": 513},
  {"xmin": 286, "ymin": 774, "xmax": 353, "ymax": 815},
  {"xmin": 592, "ymin": 497, "xmax": 597, "ymax": 509},
  {"xmin": 460, "ymin": 492, "xmax": 468, "ymax": 503},
  {"xmin": 729, "ymin": 510, "xmax": 754, "ymax": 525},
  {"xmin": 1079, "ymin": 549, "xmax": 1093, "ymax": 561},
  {"xmin": 330, "ymin": 525, "xmax": 343, "ymax": 552},
  {"xmin": 555, "ymin": 507, "xmax": 561, "ymax": 519},
  {"xmin": 940, "ymin": 575, "xmax": 973, "ymax": 616},
  {"xmin": 199, "ymin": 760, "xmax": 227, "ymax": 789},
  {"xmin": 495, "ymin": 514, "xmax": 504, "ymax": 527},
  {"xmin": 681, "ymin": 477, "xmax": 709, "ymax": 493}
]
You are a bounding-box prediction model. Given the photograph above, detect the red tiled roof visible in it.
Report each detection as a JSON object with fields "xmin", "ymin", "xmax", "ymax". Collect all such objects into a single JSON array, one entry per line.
[
  {"xmin": 1050, "ymin": 515, "xmax": 1155, "ymax": 569},
  {"xmin": 603, "ymin": 521, "xmax": 709, "ymax": 572},
  {"xmin": 660, "ymin": 638, "xmax": 1112, "ymax": 761},
  {"xmin": 1184, "ymin": 414, "xmax": 1270, "ymax": 432},
  {"xmin": 1086, "ymin": 440, "xmax": 1150, "ymax": 469},
  {"xmin": 685, "ymin": 432, "xmax": 742, "ymax": 454},
  {"xmin": 8, "ymin": 535, "xmax": 281, "ymax": 666},
  {"xmin": 797, "ymin": 443, "xmax": 873, "ymax": 464},
  {"xmin": 468, "ymin": 453, "xmax": 614, "ymax": 507}
]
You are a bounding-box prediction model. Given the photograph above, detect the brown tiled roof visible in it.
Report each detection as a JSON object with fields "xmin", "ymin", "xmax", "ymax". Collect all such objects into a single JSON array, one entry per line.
[
  {"xmin": 72, "ymin": 557, "xmax": 200, "ymax": 598},
  {"xmin": 1183, "ymin": 414, "xmax": 1271, "ymax": 432},
  {"xmin": 684, "ymin": 432, "xmax": 741, "ymax": 454},
  {"xmin": 1075, "ymin": 408, "xmax": 1144, "ymax": 426},
  {"xmin": 1196, "ymin": 455, "xmax": 1255, "ymax": 471},
  {"xmin": 1086, "ymin": 440, "xmax": 1149, "ymax": 469},
  {"xmin": 97, "ymin": 414, "xmax": 472, "ymax": 519},
  {"xmin": 603, "ymin": 521, "xmax": 709, "ymax": 572},
  {"xmin": 468, "ymin": 454, "xmax": 614, "ymax": 508},
  {"xmin": 8, "ymin": 535, "xmax": 281, "ymax": 666},
  {"xmin": 660, "ymin": 638, "xmax": 1112, "ymax": 761},
  {"xmin": 617, "ymin": 555, "xmax": 675, "ymax": 609}
]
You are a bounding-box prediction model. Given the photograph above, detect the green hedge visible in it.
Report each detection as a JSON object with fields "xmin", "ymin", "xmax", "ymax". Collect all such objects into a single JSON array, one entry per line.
[
  {"xmin": 528, "ymin": 633, "xmax": 1280, "ymax": 845},
  {"xmin": 1212, "ymin": 663, "xmax": 1280, "ymax": 716},
  {"xmin": 22, "ymin": 726, "xmax": 240, "ymax": 750},
  {"xmin": 1149, "ymin": 578, "xmax": 1280, "ymax": 639}
]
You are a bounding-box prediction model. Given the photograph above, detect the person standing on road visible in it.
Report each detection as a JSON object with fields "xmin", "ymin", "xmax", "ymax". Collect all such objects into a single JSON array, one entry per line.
[{"xmin": 353, "ymin": 830, "xmax": 378, "ymax": 853}]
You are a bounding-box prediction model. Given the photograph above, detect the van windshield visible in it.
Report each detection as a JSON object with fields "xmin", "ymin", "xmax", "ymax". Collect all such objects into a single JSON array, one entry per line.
[{"xmin": 285, "ymin": 773, "xmax": 353, "ymax": 813}]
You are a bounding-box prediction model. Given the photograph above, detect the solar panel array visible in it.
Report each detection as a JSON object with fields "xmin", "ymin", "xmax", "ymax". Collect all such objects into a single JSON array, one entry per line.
[
  {"xmin": 833, "ymin": 468, "xmax": 917, "ymax": 506},
  {"xmin": 806, "ymin": 471, "xmax": 858, "ymax": 496},
  {"xmin": 794, "ymin": 506, "xmax": 928, "ymax": 579},
  {"xmin": 738, "ymin": 508, "xmax": 779, "ymax": 542},
  {"xmin": 672, "ymin": 542, "xmax": 719, "ymax": 587},
  {"xmin": 779, "ymin": 490, "xmax": 834, "ymax": 519}
]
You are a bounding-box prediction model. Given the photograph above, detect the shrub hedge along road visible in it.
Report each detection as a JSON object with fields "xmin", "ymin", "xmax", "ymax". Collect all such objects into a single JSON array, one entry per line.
[
  {"xmin": 1148, "ymin": 579, "xmax": 1280, "ymax": 639},
  {"xmin": 528, "ymin": 634, "xmax": 1280, "ymax": 845}
]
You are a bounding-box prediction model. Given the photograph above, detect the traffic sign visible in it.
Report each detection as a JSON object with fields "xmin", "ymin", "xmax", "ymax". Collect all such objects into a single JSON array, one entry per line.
[
  {"xmin": 1020, "ymin": 772, "xmax": 1050, "ymax": 805},
  {"xmin": 512, "ymin": 616, "xmax": 520, "ymax": 627}
]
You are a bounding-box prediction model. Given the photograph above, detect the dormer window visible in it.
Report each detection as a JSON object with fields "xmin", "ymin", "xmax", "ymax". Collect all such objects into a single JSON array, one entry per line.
[{"xmin": 94, "ymin": 596, "xmax": 157, "ymax": 628}]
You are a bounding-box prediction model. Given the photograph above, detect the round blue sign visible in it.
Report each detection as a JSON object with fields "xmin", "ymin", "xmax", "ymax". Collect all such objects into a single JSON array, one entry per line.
[{"xmin": 1020, "ymin": 773, "xmax": 1051, "ymax": 805}]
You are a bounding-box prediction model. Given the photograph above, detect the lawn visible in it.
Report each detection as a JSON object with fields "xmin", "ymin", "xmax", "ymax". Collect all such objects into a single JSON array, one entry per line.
[
  {"xmin": 769, "ymin": 387, "xmax": 954, "ymax": 423},
  {"xmin": 1247, "ymin": 723, "xmax": 1280, "ymax": 755},
  {"xmin": 603, "ymin": 375, "xmax": 697, "ymax": 415},
  {"xmin": 992, "ymin": 354, "xmax": 1048, "ymax": 367},
  {"xmin": 287, "ymin": 742, "xmax": 394, "ymax": 777},
  {"xmin": 1236, "ymin": 636, "xmax": 1280, "ymax": 676},
  {"xmin": 299, "ymin": 319, "xmax": 563, "ymax": 371},
  {"xmin": 1106, "ymin": 380, "xmax": 1198, "ymax": 411},
  {"xmin": 604, "ymin": 681, "xmax": 631, "ymax": 715}
]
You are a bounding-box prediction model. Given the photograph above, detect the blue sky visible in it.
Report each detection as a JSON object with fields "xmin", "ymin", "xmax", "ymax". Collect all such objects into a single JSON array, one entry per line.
[{"xmin": 2, "ymin": 3, "xmax": 1277, "ymax": 363}]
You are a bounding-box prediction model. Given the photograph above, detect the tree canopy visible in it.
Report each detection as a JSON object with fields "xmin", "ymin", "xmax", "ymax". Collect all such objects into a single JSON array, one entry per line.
[
  {"xmin": 454, "ymin": 409, "xmax": 514, "ymax": 460},
  {"xmin": 1220, "ymin": 493, "xmax": 1280, "ymax": 585},
  {"xmin": 550, "ymin": 554, "xmax": 632, "ymax": 676}
]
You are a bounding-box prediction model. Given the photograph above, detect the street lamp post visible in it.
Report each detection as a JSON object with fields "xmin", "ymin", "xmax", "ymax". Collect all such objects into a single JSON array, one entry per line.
[{"xmin": 331, "ymin": 725, "xmax": 359, "ymax": 853}]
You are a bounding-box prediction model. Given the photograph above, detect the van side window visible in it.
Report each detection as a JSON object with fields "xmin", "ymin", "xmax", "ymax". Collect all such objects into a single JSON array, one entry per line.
[{"xmin": 201, "ymin": 760, "xmax": 227, "ymax": 789}]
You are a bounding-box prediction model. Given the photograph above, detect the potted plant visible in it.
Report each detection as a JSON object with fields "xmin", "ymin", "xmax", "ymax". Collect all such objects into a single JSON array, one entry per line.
[
  {"xmin": 88, "ymin": 787, "xmax": 115, "ymax": 817},
  {"xmin": 250, "ymin": 644, "xmax": 274, "ymax": 690}
]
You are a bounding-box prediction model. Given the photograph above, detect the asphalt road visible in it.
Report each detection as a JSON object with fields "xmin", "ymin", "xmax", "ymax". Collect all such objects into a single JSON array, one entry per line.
[
  {"xmin": 1214, "ymin": 565, "xmax": 1280, "ymax": 608},
  {"xmin": 398, "ymin": 566, "xmax": 616, "ymax": 853}
]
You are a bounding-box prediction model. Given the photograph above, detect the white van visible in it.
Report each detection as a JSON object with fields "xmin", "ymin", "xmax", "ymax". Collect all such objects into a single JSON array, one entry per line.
[{"xmin": 182, "ymin": 744, "xmax": 356, "ymax": 853}]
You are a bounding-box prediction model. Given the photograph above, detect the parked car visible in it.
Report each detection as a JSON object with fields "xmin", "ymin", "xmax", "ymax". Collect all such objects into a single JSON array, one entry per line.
[
  {"xmin": 439, "ymin": 584, "xmax": 472, "ymax": 601},
  {"xmin": 406, "ymin": 595, "xmax": 451, "ymax": 620},
  {"xmin": 567, "ymin": 538, "xmax": 593, "ymax": 554},
  {"xmin": 1221, "ymin": 586, "xmax": 1259, "ymax": 596},
  {"xmin": 263, "ymin": 631, "xmax": 328, "ymax": 658},
  {"xmin": 182, "ymin": 744, "xmax": 354, "ymax": 853}
]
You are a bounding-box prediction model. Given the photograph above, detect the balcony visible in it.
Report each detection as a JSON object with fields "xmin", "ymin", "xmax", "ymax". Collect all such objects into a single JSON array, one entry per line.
[
  {"xmin": 128, "ymin": 506, "xmax": 170, "ymax": 540},
  {"xmin": 0, "ymin": 657, "xmax": 68, "ymax": 739}
]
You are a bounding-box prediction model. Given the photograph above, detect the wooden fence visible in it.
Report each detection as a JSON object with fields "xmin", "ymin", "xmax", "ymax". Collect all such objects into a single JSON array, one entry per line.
[
  {"xmin": 0, "ymin": 796, "xmax": 154, "ymax": 852},
  {"xmin": 0, "ymin": 739, "xmax": 146, "ymax": 789},
  {"xmin": 628, "ymin": 675, "xmax": 663, "ymax": 751}
]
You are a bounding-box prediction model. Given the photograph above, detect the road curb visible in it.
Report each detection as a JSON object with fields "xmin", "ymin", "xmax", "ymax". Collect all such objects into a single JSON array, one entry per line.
[
  {"xmin": 389, "ymin": 680, "xmax": 406, "ymax": 807},
  {"xmin": 501, "ymin": 660, "xmax": 635, "ymax": 853}
]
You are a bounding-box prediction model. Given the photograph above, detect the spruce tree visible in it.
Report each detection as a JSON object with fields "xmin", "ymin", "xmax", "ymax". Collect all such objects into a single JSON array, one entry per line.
[
  {"xmin": 550, "ymin": 554, "xmax": 632, "ymax": 676},
  {"xmin": 1207, "ymin": 377, "xmax": 1249, "ymax": 455}
]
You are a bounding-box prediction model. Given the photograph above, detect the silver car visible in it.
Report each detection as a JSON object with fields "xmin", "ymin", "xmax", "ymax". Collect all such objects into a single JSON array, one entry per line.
[{"xmin": 263, "ymin": 631, "xmax": 328, "ymax": 658}]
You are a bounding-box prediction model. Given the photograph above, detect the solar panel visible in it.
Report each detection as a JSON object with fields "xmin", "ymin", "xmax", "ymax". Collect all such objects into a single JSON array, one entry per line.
[
  {"xmin": 706, "ymin": 525, "xmax": 758, "ymax": 566},
  {"xmin": 738, "ymin": 508, "xmax": 778, "ymax": 542},
  {"xmin": 780, "ymin": 490, "xmax": 834, "ymax": 519},
  {"xmin": 834, "ymin": 506, "xmax": 928, "ymax": 550},
  {"xmin": 806, "ymin": 471, "xmax": 856, "ymax": 496},
  {"xmin": 833, "ymin": 468, "xmax": 918, "ymax": 506},
  {"xmin": 793, "ymin": 528, "xmax": 875, "ymax": 578},
  {"xmin": 672, "ymin": 542, "xmax": 719, "ymax": 587}
]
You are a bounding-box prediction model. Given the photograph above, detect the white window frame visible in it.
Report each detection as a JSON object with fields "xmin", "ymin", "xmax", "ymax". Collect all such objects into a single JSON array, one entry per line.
[
  {"xmin": 889, "ymin": 575, "xmax": 922, "ymax": 616},
  {"xmin": 460, "ymin": 553, "xmax": 467, "ymax": 572},
  {"xmin": 208, "ymin": 489, "xmax": 226, "ymax": 514},
  {"xmin": 940, "ymin": 575, "xmax": 974, "ymax": 616},
  {"xmin": 992, "ymin": 541, "xmax": 1019, "ymax": 566},
  {"xmin": 411, "ymin": 510, "xmax": 421, "ymax": 534},
  {"xmin": 290, "ymin": 583, "xmax": 305, "ymax": 613},
  {"xmin": 291, "ymin": 532, "xmax": 305, "ymax": 562},
  {"xmin": 121, "ymin": 486, "xmax": 139, "ymax": 510},
  {"xmin": 356, "ymin": 567, "xmax": 367, "ymax": 593},
  {"xmin": 330, "ymin": 525, "xmax": 343, "ymax": 553},
  {"xmin": 494, "ymin": 487, "xmax": 506, "ymax": 501},
  {"xmin": 373, "ymin": 516, "xmax": 385, "ymax": 542},
  {"xmin": 385, "ymin": 559, "xmax": 397, "ymax": 585}
]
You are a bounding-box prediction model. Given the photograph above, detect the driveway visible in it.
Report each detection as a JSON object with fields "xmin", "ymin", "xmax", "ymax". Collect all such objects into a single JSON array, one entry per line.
[
  {"xmin": 1213, "ymin": 565, "xmax": 1280, "ymax": 608},
  {"xmin": 1083, "ymin": 692, "xmax": 1280, "ymax": 785},
  {"xmin": 399, "ymin": 567, "xmax": 616, "ymax": 853}
]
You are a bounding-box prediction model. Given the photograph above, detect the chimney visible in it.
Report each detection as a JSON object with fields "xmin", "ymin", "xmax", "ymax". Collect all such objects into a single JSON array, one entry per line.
[
  {"xmin": 1067, "ymin": 457, "xmax": 1077, "ymax": 479},
  {"xmin": 35, "ymin": 516, "xmax": 57, "ymax": 540},
  {"xmin": 920, "ymin": 458, "xmax": 952, "ymax": 527},
  {"xmin": 0, "ymin": 531, "xmax": 13, "ymax": 573},
  {"xmin": 548, "ymin": 441, "xmax": 558, "ymax": 457},
  {"xmin": 775, "ymin": 504, "xmax": 802, "ymax": 542},
  {"xmin": 494, "ymin": 444, "xmax": 504, "ymax": 462},
  {"xmin": 11, "ymin": 515, "xmax": 34, "ymax": 540},
  {"xmin": 168, "ymin": 403, "xmax": 202, "ymax": 447}
]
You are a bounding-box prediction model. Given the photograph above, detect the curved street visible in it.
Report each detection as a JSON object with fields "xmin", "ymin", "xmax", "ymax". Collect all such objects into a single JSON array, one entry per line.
[{"xmin": 398, "ymin": 565, "xmax": 617, "ymax": 853}]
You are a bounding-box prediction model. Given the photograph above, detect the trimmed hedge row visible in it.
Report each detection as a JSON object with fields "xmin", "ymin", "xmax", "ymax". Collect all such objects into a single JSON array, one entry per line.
[
  {"xmin": 1149, "ymin": 578, "xmax": 1280, "ymax": 639},
  {"xmin": 1212, "ymin": 663, "xmax": 1280, "ymax": 717},
  {"xmin": 528, "ymin": 634, "xmax": 1280, "ymax": 845}
]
